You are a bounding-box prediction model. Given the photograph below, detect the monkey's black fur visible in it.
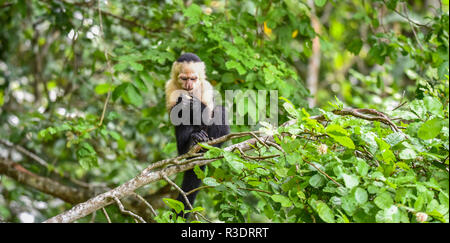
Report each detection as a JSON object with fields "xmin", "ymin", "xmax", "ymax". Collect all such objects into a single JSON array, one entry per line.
[
  {"xmin": 176, "ymin": 52, "xmax": 202, "ymax": 63},
  {"xmin": 172, "ymin": 95, "xmax": 229, "ymax": 218}
]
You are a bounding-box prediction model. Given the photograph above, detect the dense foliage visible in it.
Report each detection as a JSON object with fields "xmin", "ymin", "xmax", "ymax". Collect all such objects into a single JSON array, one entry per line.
[{"xmin": 0, "ymin": 0, "xmax": 448, "ymax": 223}]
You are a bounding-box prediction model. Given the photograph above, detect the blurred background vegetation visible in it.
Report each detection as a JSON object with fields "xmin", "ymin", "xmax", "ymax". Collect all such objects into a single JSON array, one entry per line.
[{"xmin": 0, "ymin": 0, "xmax": 448, "ymax": 223}]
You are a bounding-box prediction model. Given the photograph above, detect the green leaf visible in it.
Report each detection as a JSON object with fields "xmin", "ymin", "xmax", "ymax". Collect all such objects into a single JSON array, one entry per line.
[
  {"xmin": 79, "ymin": 157, "xmax": 94, "ymax": 169},
  {"xmin": 283, "ymin": 102, "xmax": 298, "ymax": 117},
  {"xmin": 309, "ymin": 174, "xmax": 325, "ymax": 188},
  {"xmin": 78, "ymin": 155, "xmax": 98, "ymax": 169},
  {"xmin": 185, "ymin": 206, "xmax": 205, "ymax": 213},
  {"xmin": 124, "ymin": 84, "xmax": 143, "ymax": 107},
  {"xmin": 326, "ymin": 124, "xmax": 355, "ymax": 149},
  {"xmin": 341, "ymin": 195, "xmax": 358, "ymax": 215},
  {"xmin": 271, "ymin": 194, "xmax": 292, "ymax": 207},
  {"xmin": 283, "ymin": 0, "xmax": 309, "ymax": 16},
  {"xmin": 385, "ymin": 0, "xmax": 398, "ymax": 9},
  {"xmin": 375, "ymin": 205, "xmax": 401, "ymax": 223},
  {"xmin": 135, "ymin": 78, "xmax": 148, "ymax": 92},
  {"xmin": 112, "ymin": 83, "xmax": 129, "ymax": 101},
  {"xmin": 410, "ymin": 100, "xmax": 426, "ymax": 119},
  {"xmin": 314, "ymin": 0, "xmax": 327, "ymax": 7},
  {"xmin": 367, "ymin": 44, "xmax": 385, "ymax": 65},
  {"xmin": 325, "ymin": 124, "xmax": 349, "ymax": 136},
  {"xmin": 381, "ymin": 149, "xmax": 396, "ymax": 164},
  {"xmin": 332, "ymin": 136, "xmax": 356, "ymax": 149},
  {"xmin": 374, "ymin": 192, "xmax": 394, "ymax": 210},
  {"xmin": 162, "ymin": 142, "xmax": 176, "ymax": 154},
  {"xmin": 346, "ymin": 39, "xmax": 363, "ymax": 55},
  {"xmin": 417, "ymin": 118, "xmax": 443, "ymax": 140},
  {"xmin": 203, "ymin": 177, "xmax": 220, "ymax": 186},
  {"xmin": 399, "ymin": 148, "xmax": 417, "ymax": 160},
  {"xmin": 108, "ymin": 131, "xmax": 121, "ymax": 141},
  {"xmin": 184, "ymin": 3, "xmax": 202, "ymax": 26},
  {"xmin": 342, "ymin": 174, "xmax": 359, "ymax": 189},
  {"xmin": 225, "ymin": 60, "xmax": 246, "ymax": 75},
  {"xmin": 163, "ymin": 198, "xmax": 184, "ymax": 214},
  {"xmin": 113, "ymin": 62, "xmax": 128, "ymax": 72},
  {"xmin": 275, "ymin": 167, "xmax": 288, "ymax": 178},
  {"xmin": 201, "ymin": 144, "xmax": 223, "ymax": 158},
  {"xmin": 316, "ymin": 201, "xmax": 335, "ymax": 223},
  {"xmin": 221, "ymin": 72, "xmax": 235, "ymax": 83},
  {"xmin": 354, "ymin": 187, "xmax": 368, "ymax": 204},
  {"xmin": 95, "ymin": 83, "xmax": 111, "ymax": 95},
  {"xmin": 223, "ymin": 151, "xmax": 245, "ymax": 171},
  {"xmin": 193, "ymin": 165, "xmax": 205, "ymax": 180},
  {"xmin": 384, "ymin": 132, "xmax": 404, "ymax": 147},
  {"xmin": 423, "ymin": 96, "xmax": 443, "ymax": 117},
  {"xmin": 80, "ymin": 142, "xmax": 95, "ymax": 153},
  {"xmin": 356, "ymin": 159, "xmax": 369, "ymax": 176},
  {"xmin": 129, "ymin": 61, "xmax": 143, "ymax": 71}
]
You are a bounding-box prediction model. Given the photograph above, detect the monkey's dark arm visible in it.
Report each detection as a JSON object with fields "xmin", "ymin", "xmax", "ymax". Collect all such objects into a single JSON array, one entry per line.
[
  {"xmin": 174, "ymin": 125, "xmax": 208, "ymax": 155},
  {"xmin": 172, "ymin": 95, "xmax": 209, "ymax": 155}
]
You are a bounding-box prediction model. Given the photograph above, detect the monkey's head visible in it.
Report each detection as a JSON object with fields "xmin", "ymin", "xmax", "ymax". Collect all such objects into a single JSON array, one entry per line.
[{"xmin": 170, "ymin": 53, "xmax": 206, "ymax": 92}]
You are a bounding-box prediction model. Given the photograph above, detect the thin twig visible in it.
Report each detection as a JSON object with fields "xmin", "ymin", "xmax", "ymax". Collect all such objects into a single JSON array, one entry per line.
[
  {"xmin": 382, "ymin": 0, "xmax": 431, "ymax": 28},
  {"xmin": 132, "ymin": 192, "xmax": 157, "ymax": 217},
  {"xmin": 89, "ymin": 210, "xmax": 96, "ymax": 223},
  {"xmin": 334, "ymin": 108, "xmax": 401, "ymax": 133},
  {"xmin": 304, "ymin": 159, "xmax": 342, "ymax": 187},
  {"xmin": 265, "ymin": 140, "xmax": 285, "ymax": 153},
  {"xmin": 0, "ymin": 139, "xmax": 49, "ymax": 167},
  {"xmin": 392, "ymin": 91, "xmax": 407, "ymax": 111},
  {"xmin": 392, "ymin": 101, "xmax": 408, "ymax": 111},
  {"xmin": 96, "ymin": 0, "xmax": 113, "ymax": 128},
  {"xmin": 231, "ymin": 146, "xmax": 279, "ymax": 161},
  {"xmin": 186, "ymin": 186, "xmax": 214, "ymax": 196},
  {"xmin": 111, "ymin": 196, "xmax": 146, "ymax": 223},
  {"xmin": 162, "ymin": 175, "xmax": 198, "ymax": 221},
  {"xmin": 250, "ymin": 132, "xmax": 270, "ymax": 149},
  {"xmin": 403, "ymin": 3, "xmax": 424, "ymax": 50},
  {"xmin": 162, "ymin": 175, "xmax": 213, "ymax": 222},
  {"xmin": 101, "ymin": 207, "xmax": 111, "ymax": 223},
  {"xmin": 237, "ymin": 187, "xmax": 272, "ymax": 194}
]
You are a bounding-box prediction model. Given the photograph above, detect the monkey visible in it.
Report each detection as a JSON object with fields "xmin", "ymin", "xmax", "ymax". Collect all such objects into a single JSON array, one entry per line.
[{"xmin": 165, "ymin": 53, "xmax": 230, "ymax": 218}]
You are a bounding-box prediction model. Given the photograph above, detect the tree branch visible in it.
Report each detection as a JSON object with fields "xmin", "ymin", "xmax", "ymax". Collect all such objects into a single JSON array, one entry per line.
[
  {"xmin": 0, "ymin": 157, "xmax": 92, "ymax": 204},
  {"xmin": 111, "ymin": 196, "xmax": 146, "ymax": 223},
  {"xmin": 43, "ymin": 107, "xmax": 400, "ymax": 223}
]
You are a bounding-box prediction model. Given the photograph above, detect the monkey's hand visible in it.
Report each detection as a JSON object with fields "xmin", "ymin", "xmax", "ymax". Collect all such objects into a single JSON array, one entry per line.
[
  {"xmin": 191, "ymin": 130, "xmax": 209, "ymax": 144},
  {"xmin": 176, "ymin": 94, "xmax": 193, "ymax": 108}
]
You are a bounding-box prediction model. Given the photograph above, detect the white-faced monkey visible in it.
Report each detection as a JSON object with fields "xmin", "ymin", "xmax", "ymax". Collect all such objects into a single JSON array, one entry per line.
[{"xmin": 165, "ymin": 53, "xmax": 230, "ymax": 218}]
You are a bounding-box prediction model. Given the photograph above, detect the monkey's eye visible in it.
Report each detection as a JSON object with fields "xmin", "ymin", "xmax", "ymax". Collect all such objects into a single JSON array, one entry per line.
[{"xmin": 180, "ymin": 77, "xmax": 189, "ymax": 81}]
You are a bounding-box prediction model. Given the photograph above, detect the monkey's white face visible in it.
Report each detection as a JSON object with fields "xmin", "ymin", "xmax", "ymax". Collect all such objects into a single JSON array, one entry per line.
[
  {"xmin": 177, "ymin": 64, "xmax": 201, "ymax": 91},
  {"xmin": 178, "ymin": 72, "xmax": 198, "ymax": 91}
]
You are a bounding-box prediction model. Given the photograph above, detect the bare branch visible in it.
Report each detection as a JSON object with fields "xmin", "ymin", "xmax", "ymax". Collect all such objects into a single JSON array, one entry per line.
[
  {"xmin": 0, "ymin": 157, "xmax": 92, "ymax": 204},
  {"xmin": 162, "ymin": 175, "xmax": 199, "ymax": 221},
  {"xmin": 0, "ymin": 139, "xmax": 49, "ymax": 167},
  {"xmin": 382, "ymin": 0, "xmax": 432, "ymax": 28},
  {"xmin": 132, "ymin": 193, "xmax": 157, "ymax": 217},
  {"xmin": 304, "ymin": 159, "xmax": 342, "ymax": 187},
  {"xmin": 403, "ymin": 3, "xmax": 424, "ymax": 50},
  {"xmin": 101, "ymin": 207, "xmax": 111, "ymax": 223},
  {"xmin": 111, "ymin": 196, "xmax": 146, "ymax": 223}
]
